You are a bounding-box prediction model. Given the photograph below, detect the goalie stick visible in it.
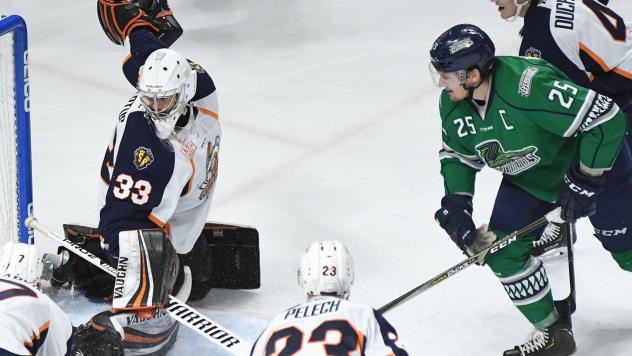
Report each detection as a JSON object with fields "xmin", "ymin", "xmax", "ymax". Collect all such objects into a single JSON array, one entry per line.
[
  {"xmin": 25, "ymin": 216, "xmax": 253, "ymax": 355},
  {"xmin": 378, "ymin": 208, "xmax": 563, "ymax": 314}
]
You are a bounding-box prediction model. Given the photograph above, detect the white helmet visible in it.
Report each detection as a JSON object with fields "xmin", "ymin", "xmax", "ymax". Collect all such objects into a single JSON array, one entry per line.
[
  {"xmin": 138, "ymin": 48, "xmax": 197, "ymax": 140},
  {"xmin": 298, "ymin": 240, "xmax": 354, "ymax": 299},
  {"xmin": 0, "ymin": 242, "xmax": 43, "ymax": 285}
]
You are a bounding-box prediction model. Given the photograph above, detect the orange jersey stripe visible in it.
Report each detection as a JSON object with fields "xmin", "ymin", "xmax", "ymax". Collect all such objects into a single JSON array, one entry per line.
[
  {"xmin": 613, "ymin": 67, "xmax": 632, "ymax": 80},
  {"xmin": 148, "ymin": 214, "xmax": 165, "ymax": 228},
  {"xmin": 579, "ymin": 43, "xmax": 609, "ymax": 72},
  {"xmin": 198, "ymin": 107, "xmax": 219, "ymax": 120}
]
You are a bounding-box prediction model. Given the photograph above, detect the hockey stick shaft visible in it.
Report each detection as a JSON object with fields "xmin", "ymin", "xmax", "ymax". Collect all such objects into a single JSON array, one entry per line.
[
  {"xmin": 562, "ymin": 222, "xmax": 576, "ymax": 313},
  {"xmin": 25, "ymin": 216, "xmax": 253, "ymax": 355},
  {"xmin": 378, "ymin": 208, "xmax": 562, "ymax": 314}
]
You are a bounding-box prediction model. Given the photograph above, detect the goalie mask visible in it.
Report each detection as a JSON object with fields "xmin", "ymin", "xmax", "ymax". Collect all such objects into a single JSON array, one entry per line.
[
  {"xmin": 0, "ymin": 242, "xmax": 43, "ymax": 286},
  {"xmin": 298, "ymin": 240, "xmax": 354, "ymax": 299},
  {"xmin": 138, "ymin": 48, "xmax": 196, "ymax": 140}
]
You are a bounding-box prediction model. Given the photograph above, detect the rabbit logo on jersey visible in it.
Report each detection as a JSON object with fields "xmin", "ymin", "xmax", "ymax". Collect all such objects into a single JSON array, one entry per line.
[
  {"xmin": 476, "ymin": 140, "xmax": 540, "ymax": 175},
  {"xmin": 133, "ymin": 147, "xmax": 154, "ymax": 170},
  {"xmin": 199, "ymin": 136, "xmax": 220, "ymax": 200}
]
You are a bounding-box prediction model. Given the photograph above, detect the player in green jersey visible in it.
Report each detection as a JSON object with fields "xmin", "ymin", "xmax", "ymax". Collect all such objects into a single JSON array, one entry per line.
[{"xmin": 430, "ymin": 24, "xmax": 629, "ymax": 356}]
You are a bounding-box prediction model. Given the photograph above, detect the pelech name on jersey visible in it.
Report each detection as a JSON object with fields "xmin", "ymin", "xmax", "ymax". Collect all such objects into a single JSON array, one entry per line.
[
  {"xmin": 475, "ymin": 140, "xmax": 541, "ymax": 175},
  {"xmin": 283, "ymin": 299, "xmax": 342, "ymax": 320},
  {"xmin": 555, "ymin": 0, "xmax": 576, "ymax": 30}
]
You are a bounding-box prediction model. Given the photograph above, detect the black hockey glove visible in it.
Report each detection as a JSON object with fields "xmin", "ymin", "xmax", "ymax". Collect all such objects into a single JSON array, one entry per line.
[
  {"xmin": 51, "ymin": 224, "xmax": 116, "ymax": 300},
  {"xmin": 97, "ymin": 0, "xmax": 182, "ymax": 46},
  {"xmin": 71, "ymin": 311, "xmax": 124, "ymax": 356},
  {"xmin": 434, "ymin": 194, "xmax": 477, "ymax": 251},
  {"xmin": 558, "ymin": 165, "xmax": 605, "ymax": 222}
]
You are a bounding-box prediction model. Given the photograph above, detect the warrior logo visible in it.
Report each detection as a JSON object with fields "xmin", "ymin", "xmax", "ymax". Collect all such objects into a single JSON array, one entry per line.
[
  {"xmin": 476, "ymin": 140, "xmax": 540, "ymax": 175},
  {"xmin": 133, "ymin": 147, "xmax": 154, "ymax": 170},
  {"xmin": 524, "ymin": 47, "xmax": 542, "ymax": 58},
  {"xmin": 199, "ymin": 136, "xmax": 220, "ymax": 200}
]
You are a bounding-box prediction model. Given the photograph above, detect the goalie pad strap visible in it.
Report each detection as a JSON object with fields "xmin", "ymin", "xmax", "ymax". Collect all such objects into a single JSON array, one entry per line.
[{"xmin": 113, "ymin": 229, "xmax": 179, "ymax": 310}]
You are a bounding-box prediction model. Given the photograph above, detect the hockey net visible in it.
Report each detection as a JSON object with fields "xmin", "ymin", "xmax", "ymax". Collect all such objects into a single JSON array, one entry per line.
[{"xmin": 0, "ymin": 15, "xmax": 33, "ymax": 245}]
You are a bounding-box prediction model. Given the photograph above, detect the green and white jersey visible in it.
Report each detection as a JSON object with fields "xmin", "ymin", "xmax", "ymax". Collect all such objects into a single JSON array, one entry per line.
[{"xmin": 439, "ymin": 56, "xmax": 626, "ymax": 203}]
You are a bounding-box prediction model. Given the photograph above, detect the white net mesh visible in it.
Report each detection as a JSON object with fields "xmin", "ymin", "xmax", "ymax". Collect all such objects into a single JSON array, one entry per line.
[{"xmin": 0, "ymin": 30, "xmax": 19, "ymax": 246}]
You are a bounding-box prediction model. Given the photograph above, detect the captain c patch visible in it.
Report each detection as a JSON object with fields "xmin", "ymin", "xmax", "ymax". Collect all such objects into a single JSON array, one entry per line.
[{"xmin": 133, "ymin": 147, "xmax": 154, "ymax": 170}]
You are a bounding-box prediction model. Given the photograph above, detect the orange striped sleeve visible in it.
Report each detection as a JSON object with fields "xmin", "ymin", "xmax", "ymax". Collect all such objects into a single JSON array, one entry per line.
[
  {"xmin": 579, "ymin": 43, "xmax": 609, "ymax": 72},
  {"xmin": 198, "ymin": 107, "xmax": 219, "ymax": 120}
]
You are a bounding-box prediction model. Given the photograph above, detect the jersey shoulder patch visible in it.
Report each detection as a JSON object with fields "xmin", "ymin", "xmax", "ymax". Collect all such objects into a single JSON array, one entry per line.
[{"xmin": 187, "ymin": 59, "xmax": 206, "ymax": 74}]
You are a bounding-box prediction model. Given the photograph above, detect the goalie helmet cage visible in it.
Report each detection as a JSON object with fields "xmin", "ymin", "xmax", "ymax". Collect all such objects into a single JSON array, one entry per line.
[{"xmin": 0, "ymin": 15, "xmax": 33, "ymax": 245}]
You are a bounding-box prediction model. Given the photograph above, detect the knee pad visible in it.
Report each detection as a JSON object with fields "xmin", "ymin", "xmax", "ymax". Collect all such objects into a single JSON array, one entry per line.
[
  {"xmin": 611, "ymin": 249, "xmax": 632, "ymax": 272},
  {"xmin": 498, "ymin": 257, "xmax": 551, "ymax": 306},
  {"xmin": 486, "ymin": 230, "xmax": 535, "ymax": 277}
]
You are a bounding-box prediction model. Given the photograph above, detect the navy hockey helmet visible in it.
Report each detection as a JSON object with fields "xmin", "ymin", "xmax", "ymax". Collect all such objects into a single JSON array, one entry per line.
[{"xmin": 430, "ymin": 24, "xmax": 495, "ymax": 80}]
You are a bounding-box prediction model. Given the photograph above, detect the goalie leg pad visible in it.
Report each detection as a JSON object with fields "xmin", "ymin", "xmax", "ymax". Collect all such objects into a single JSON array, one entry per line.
[
  {"xmin": 203, "ymin": 223, "xmax": 260, "ymax": 290},
  {"xmin": 113, "ymin": 229, "xmax": 179, "ymax": 311},
  {"xmin": 178, "ymin": 223, "xmax": 260, "ymax": 301}
]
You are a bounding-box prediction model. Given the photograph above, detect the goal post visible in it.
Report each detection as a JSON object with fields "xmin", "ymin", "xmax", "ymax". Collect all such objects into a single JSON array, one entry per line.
[{"xmin": 0, "ymin": 15, "xmax": 34, "ymax": 245}]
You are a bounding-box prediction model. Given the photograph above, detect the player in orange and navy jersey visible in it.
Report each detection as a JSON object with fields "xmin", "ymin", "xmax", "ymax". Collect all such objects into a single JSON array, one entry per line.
[{"xmin": 251, "ymin": 241, "xmax": 408, "ymax": 356}]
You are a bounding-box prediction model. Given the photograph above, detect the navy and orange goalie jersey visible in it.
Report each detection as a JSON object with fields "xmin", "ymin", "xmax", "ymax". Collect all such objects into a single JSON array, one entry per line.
[{"xmin": 97, "ymin": 30, "xmax": 221, "ymax": 255}]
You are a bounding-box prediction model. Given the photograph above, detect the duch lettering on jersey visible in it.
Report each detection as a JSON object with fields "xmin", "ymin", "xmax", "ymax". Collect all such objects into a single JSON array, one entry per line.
[{"xmin": 555, "ymin": 0, "xmax": 576, "ymax": 29}]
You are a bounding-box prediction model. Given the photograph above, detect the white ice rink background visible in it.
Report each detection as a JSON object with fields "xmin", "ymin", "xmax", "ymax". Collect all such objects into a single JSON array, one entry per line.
[{"xmin": 3, "ymin": 0, "xmax": 632, "ymax": 354}]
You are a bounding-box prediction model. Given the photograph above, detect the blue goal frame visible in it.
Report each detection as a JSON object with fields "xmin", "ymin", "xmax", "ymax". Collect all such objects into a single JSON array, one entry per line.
[{"xmin": 0, "ymin": 15, "xmax": 33, "ymax": 244}]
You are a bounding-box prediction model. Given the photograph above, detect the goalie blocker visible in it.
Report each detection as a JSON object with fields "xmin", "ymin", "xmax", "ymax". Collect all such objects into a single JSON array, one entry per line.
[
  {"xmin": 183, "ymin": 223, "xmax": 260, "ymax": 300},
  {"xmin": 56, "ymin": 222, "xmax": 260, "ymax": 301}
]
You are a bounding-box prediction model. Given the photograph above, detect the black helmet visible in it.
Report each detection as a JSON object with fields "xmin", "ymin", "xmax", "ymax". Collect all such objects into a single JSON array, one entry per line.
[{"xmin": 430, "ymin": 24, "xmax": 495, "ymax": 78}]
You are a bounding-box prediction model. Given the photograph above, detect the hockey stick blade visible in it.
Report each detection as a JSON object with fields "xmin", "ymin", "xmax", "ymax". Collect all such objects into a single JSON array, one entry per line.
[
  {"xmin": 378, "ymin": 208, "xmax": 562, "ymax": 314},
  {"xmin": 25, "ymin": 216, "xmax": 253, "ymax": 355}
]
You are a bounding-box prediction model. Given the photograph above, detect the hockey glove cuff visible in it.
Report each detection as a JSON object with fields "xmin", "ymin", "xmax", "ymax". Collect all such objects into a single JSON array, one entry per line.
[
  {"xmin": 558, "ymin": 165, "xmax": 605, "ymax": 222},
  {"xmin": 465, "ymin": 224, "xmax": 497, "ymax": 260},
  {"xmin": 434, "ymin": 194, "xmax": 477, "ymax": 251},
  {"xmin": 71, "ymin": 310, "xmax": 124, "ymax": 356}
]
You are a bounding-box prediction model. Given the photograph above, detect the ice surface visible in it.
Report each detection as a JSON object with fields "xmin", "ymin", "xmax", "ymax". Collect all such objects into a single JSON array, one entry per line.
[{"xmin": 3, "ymin": 0, "xmax": 632, "ymax": 354}]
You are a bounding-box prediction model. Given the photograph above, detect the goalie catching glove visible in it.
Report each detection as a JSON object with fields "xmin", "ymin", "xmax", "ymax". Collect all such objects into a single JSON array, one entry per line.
[
  {"xmin": 51, "ymin": 225, "xmax": 117, "ymax": 300},
  {"xmin": 97, "ymin": 0, "xmax": 182, "ymax": 46}
]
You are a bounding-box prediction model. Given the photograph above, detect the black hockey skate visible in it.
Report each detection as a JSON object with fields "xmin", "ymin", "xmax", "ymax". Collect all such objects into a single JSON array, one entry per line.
[
  {"xmin": 503, "ymin": 314, "xmax": 576, "ymax": 356},
  {"xmin": 532, "ymin": 221, "xmax": 575, "ymax": 259}
]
